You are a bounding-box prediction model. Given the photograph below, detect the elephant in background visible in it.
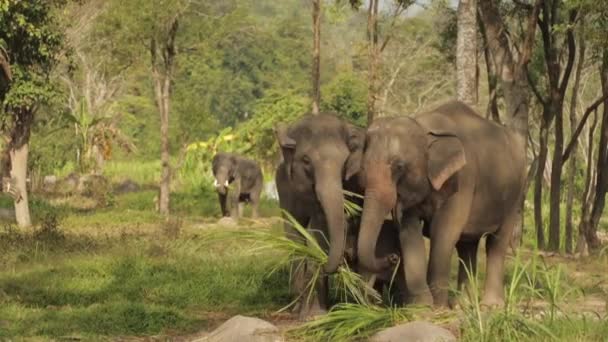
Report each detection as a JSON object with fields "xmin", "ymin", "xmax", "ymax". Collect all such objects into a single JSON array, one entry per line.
[
  {"xmin": 357, "ymin": 100, "xmax": 526, "ymax": 307},
  {"xmin": 275, "ymin": 113, "xmax": 407, "ymax": 318},
  {"xmin": 212, "ymin": 152, "xmax": 263, "ymax": 219}
]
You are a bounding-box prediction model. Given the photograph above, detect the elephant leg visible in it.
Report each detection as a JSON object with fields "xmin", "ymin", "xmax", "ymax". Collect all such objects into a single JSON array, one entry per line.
[
  {"xmin": 300, "ymin": 214, "xmax": 334, "ymax": 317},
  {"xmin": 427, "ymin": 187, "xmax": 473, "ymax": 307},
  {"xmin": 249, "ymin": 187, "xmax": 261, "ymax": 219},
  {"xmin": 218, "ymin": 192, "xmax": 228, "ymax": 217},
  {"xmin": 456, "ymin": 239, "xmax": 479, "ymax": 291},
  {"xmin": 227, "ymin": 179, "xmax": 241, "ymax": 219},
  {"xmin": 398, "ymin": 216, "xmax": 432, "ymax": 305},
  {"xmin": 482, "ymin": 207, "xmax": 518, "ymax": 307},
  {"xmin": 238, "ymin": 202, "xmax": 245, "ymax": 217}
]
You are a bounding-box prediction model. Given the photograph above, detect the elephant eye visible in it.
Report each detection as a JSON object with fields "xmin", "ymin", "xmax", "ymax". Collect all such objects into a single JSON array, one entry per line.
[
  {"xmin": 301, "ymin": 155, "xmax": 312, "ymax": 165},
  {"xmin": 391, "ymin": 159, "xmax": 407, "ymax": 172}
]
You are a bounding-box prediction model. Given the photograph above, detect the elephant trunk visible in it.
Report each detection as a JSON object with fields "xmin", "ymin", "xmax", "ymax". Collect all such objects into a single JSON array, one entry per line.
[
  {"xmin": 316, "ymin": 170, "xmax": 347, "ymax": 274},
  {"xmin": 214, "ymin": 168, "xmax": 230, "ymax": 195},
  {"xmin": 357, "ymin": 165, "xmax": 397, "ymax": 273}
]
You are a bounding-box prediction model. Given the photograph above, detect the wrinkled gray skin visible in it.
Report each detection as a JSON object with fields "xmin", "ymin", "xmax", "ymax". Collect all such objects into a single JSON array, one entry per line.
[
  {"xmin": 357, "ymin": 101, "xmax": 526, "ymax": 307},
  {"xmin": 275, "ymin": 113, "xmax": 404, "ymax": 318},
  {"xmin": 212, "ymin": 152, "xmax": 263, "ymax": 219}
]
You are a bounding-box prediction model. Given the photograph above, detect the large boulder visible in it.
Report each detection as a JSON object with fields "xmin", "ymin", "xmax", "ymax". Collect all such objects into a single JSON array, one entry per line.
[
  {"xmin": 194, "ymin": 315, "xmax": 283, "ymax": 342},
  {"xmin": 370, "ymin": 321, "xmax": 456, "ymax": 342}
]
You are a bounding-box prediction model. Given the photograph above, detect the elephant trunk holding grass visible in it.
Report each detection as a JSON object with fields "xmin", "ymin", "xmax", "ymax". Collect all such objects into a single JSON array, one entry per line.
[
  {"xmin": 357, "ymin": 101, "xmax": 526, "ymax": 307},
  {"xmin": 212, "ymin": 152, "xmax": 263, "ymax": 219}
]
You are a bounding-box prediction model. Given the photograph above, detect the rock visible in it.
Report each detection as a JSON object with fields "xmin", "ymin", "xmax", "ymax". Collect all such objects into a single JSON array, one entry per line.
[
  {"xmin": 114, "ymin": 179, "xmax": 141, "ymax": 194},
  {"xmin": 218, "ymin": 216, "xmax": 238, "ymax": 227},
  {"xmin": 370, "ymin": 321, "xmax": 456, "ymax": 342},
  {"xmin": 193, "ymin": 315, "xmax": 283, "ymax": 342},
  {"xmin": 43, "ymin": 175, "xmax": 57, "ymax": 191}
]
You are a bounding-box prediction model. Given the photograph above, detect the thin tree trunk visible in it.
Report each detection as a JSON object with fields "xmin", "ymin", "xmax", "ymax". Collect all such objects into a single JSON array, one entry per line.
[
  {"xmin": 548, "ymin": 101, "xmax": 564, "ymax": 252},
  {"xmin": 576, "ymin": 108, "xmax": 598, "ymax": 255},
  {"xmin": 534, "ymin": 119, "xmax": 549, "ymax": 250},
  {"xmin": 587, "ymin": 51, "xmax": 608, "ymax": 250},
  {"xmin": 456, "ymin": 0, "xmax": 478, "ymax": 106},
  {"xmin": 159, "ymin": 74, "xmax": 171, "ymax": 216},
  {"xmin": 311, "ymin": 0, "xmax": 321, "ymax": 115},
  {"xmin": 151, "ymin": 18, "xmax": 178, "ymax": 216},
  {"xmin": 565, "ymin": 33, "xmax": 585, "ymax": 254},
  {"xmin": 366, "ymin": 0, "xmax": 380, "ymax": 125}
]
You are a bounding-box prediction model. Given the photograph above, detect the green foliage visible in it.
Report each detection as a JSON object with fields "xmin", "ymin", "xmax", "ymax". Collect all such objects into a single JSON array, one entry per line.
[
  {"xmin": 0, "ymin": 0, "xmax": 65, "ymax": 115},
  {"xmin": 182, "ymin": 91, "xmax": 307, "ymax": 176},
  {"xmin": 321, "ymin": 71, "xmax": 367, "ymax": 126}
]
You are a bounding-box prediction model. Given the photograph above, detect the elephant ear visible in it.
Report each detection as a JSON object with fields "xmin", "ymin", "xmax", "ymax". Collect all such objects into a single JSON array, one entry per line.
[
  {"xmin": 426, "ymin": 132, "xmax": 466, "ymax": 191},
  {"xmin": 274, "ymin": 122, "xmax": 296, "ymax": 179},
  {"xmin": 343, "ymin": 124, "xmax": 365, "ymax": 181}
]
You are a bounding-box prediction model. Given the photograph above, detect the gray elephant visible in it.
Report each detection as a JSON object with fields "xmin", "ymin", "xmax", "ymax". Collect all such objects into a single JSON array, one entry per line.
[
  {"xmin": 212, "ymin": 152, "xmax": 263, "ymax": 219},
  {"xmin": 274, "ymin": 113, "xmax": 404, "ymax": 318},
  {"xmin": 356, "ymin": 101, "xmax": 526, "ymax": 307}
]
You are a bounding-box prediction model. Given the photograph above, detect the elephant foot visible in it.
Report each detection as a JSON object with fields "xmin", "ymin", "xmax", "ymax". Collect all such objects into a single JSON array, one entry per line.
[
  {"xmin": 409, "ymin": 291, "xmax": 434, "ymax": 307},
  {"xmin": 481, "ymin": 295, "xmax": 505, "ymax": 309}
]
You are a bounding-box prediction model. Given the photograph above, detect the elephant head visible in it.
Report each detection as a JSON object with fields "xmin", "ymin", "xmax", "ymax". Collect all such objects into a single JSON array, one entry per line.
[
  {"xmin": 357, "ymin": 116, "xmax": 466, "ymax": 273},
  {"xmin": 275, "ymin": 114, "xmax": 364, "ymax": 274},
  {"xmin": 212, "ymin": 152, "xmax": 237, "ymax": 195}
]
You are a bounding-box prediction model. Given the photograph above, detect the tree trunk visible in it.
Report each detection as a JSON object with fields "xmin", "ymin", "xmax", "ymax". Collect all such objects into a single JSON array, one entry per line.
[
  {"xmin": 456, "ymin": 0, "xmax": 478, "ymax": 106},
  {"xmin": 311, "ymin": 0, "xmax": 321, "ymax": 115},
  {"xmin": 366, "ymin": 0, "xmax": 380, "ymax": 125},
  {"xmin": 10, "ymin": 142, "xmax": 30, "ymax": 227},
  {"xmin": 565, "ymin": 34, "xmax": 585, "ymax": 254},
  {"xmin": 7, "ymin": 107, "xmax": 34, "ymax": 228},
  {"xmin": 586, "ymin": 51, "xmax": 608, "ymax": 250},
  {"xmin": 151, "ymin": 19, "xmax": 178, "ymax": 216},
  {"xmin": 576, "ymin": 108, "xmax": 598, "ymax": 255},
  {"xmin": 548, "ymin": 101, "xmax": 564, "ymax": 252},
  {"xmin": 534, "ymin": 119, "xmax": 549, "ymax": 250},
  {"xmin": 158, "ymin": 74, "xmax": 171, "ymax": 216}
]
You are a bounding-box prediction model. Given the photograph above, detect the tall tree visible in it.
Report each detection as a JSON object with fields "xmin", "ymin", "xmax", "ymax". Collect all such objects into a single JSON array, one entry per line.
[
  {"xmin": 456, "ymin": 0, "xmax": 477, "ymax": 106},
  {"xmin": 564, "ymin": 21, "xmax": 585, "ymax": 254},
  {"xmin": 311, "ymin": 0, "xmax": 321, "ymax": 115},
  {"xmin": 0, "ymin": 0, "xmax": 65, "ymax": 227},
  {"xmin": 529, "ymin": 1, "xmax": 577, "ymax": 252},
  {"xmin": 102, "ymin": 0, "xmax": 190, "ymax": 215}
]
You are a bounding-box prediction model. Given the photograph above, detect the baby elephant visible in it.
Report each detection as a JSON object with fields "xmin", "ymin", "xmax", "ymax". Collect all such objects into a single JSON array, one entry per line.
[{"xmin": 212, "ymin": 152, "xmax": 263, "ymax": 219}]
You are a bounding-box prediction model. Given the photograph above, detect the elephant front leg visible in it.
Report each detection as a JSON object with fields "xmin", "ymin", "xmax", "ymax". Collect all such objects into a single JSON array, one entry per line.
[
  {"xmin": 227, "ymin": 179, "xmax": 241, "ymax": 219},
  {"xmin": 398, "ymin": 216, "xmax": 433, "ymax": 305},
  {"xmin": 217, "ymin": 192, "xmax": 228, "ymax": 217},
  {"xmin": 482, "ymin": 205, "xmax": 518, "ymax": 307}
]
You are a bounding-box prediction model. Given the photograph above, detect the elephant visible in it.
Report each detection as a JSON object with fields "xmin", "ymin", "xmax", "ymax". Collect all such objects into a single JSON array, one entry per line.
[
  {"xmin": 356, "ymin": 100, "xmax": 526, "ymax": 308},
  {"xmin": 212, "ymin": 152, "xmax": 263, "ymax": 219},
  {"xmin": 275, "ymin": 113, "xmax": 406, "ymax": 318}
]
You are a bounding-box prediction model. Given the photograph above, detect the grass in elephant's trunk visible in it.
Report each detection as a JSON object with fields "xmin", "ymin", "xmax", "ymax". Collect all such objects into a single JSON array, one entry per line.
[{"xmin": 204, "ymin": 208, "xmax": 381, "ymax": 312}]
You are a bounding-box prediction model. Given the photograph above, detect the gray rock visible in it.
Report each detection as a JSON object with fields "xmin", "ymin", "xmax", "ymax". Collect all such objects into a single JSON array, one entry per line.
[
  {"xmin": 194, "ymin": 315, "xmax": 283, "ymax": 342},
  {"xmin": 370, "ymin": 321, "xmax": 456, "ymax": 342}
]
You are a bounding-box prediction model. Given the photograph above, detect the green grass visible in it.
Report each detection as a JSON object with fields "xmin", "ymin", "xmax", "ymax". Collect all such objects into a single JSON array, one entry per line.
[
  {"xmin": 0, "ymin": 230, "xmax": 291, "ymax": 339},
  {"xmin": 0, "ymin": 165, "xmax": 607, "ymax": 340}
]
